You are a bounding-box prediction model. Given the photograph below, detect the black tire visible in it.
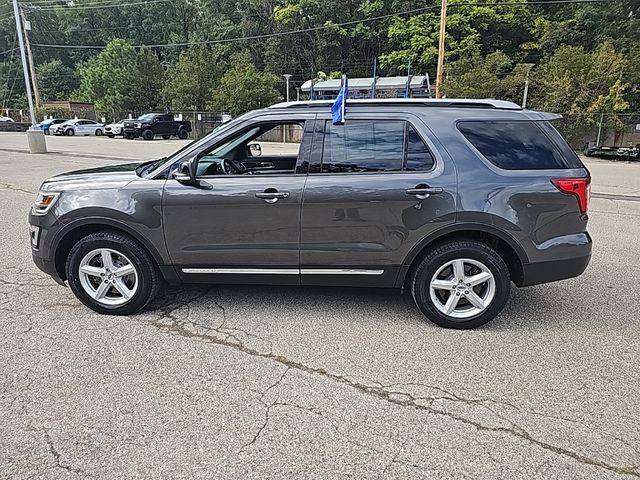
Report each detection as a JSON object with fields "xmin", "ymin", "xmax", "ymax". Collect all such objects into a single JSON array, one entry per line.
[
  {"xmin": 124, "ymin": 133, "xmax": 134, "ymax": 140},
  {"xmin": 178, "ymin": 129, "xmax": 188, "ymax": 140},
  {"xmin": 142, "ymin": 129, "xmax": 154, "ymax": 140},
  {"xmin": 66, "ymin": 231, "xmax": 163, "ymax": 315},
  {"xmin": 95, "ymin": 129, "xmax": 103, "ymax": 136},
  {"xmin": 409, "ymin": 240, "xmax": 511, "ymax": 329},
  {"xmin": 162, "ymin": 135, "xmax": 171, "ymax": 140},
  {"xmin": 66, "ymin": 128, "xmax": 75, "ymax": 136},
  {"xmin": 107, "ymin": 134, "xmax": 115, "ymax": 138}
]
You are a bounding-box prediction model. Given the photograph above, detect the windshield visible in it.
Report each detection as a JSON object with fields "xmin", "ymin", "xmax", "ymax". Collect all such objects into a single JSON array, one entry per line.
[{"xmin": 137, "ymin": 114, "xmax": 156, "ymax": 122}]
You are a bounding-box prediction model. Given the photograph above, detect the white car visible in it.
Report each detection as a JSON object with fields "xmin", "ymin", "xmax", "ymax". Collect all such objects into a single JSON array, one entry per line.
[
  {"xmin": 0, "ymin": 116, "xmax": 14, "ymax": 122},
  {"xmin": 104, "ymin": 119, "xmax": 126, "ymax": 138},
  {"xmin": 51, "ymin": 119, "xmax": 105, "ymax": 136}
]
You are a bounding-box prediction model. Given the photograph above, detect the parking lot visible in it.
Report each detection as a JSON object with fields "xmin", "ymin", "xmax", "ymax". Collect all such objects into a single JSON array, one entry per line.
[{"xmin": 1, "ymin": 132, "xmax": 639, "ymax": 479}]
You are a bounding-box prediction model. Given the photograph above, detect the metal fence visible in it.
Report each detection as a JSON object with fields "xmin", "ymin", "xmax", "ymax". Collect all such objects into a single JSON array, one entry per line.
[{"xmin": 553, "ymin": 113, "xmax": 640, "ymax": 151}]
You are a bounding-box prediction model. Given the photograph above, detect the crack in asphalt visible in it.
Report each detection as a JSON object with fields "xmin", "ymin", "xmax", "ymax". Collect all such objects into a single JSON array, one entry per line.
[
  {"xmin": 140, "ymin": 310, "xmax": 640, "ymax": 478},
  {"xmin": 239, "ymin": 367, "xmax": 290, "ymax": 451},
  {"xmin": 0, "ymin": 182, "xmax": 36, "ymax": 195},
  {"xmin": 26, "ymin": 424, "xmax": 84, "ymax": 476}
]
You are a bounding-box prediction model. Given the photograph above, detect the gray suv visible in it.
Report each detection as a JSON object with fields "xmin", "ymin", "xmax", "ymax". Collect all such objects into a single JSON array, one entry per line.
[{"xmin": 29, "ymin": 99, "xmax": 592, "ymax": 329}]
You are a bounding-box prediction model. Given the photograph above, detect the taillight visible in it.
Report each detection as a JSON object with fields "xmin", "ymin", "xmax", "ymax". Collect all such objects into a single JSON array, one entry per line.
[{"xmin": 552, "ymin": 177, "xmax": 591, "ymax": 215}]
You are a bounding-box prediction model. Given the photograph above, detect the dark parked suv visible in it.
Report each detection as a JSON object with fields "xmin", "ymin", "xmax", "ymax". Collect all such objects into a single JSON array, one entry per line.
[{"xmin": 29, "ymin": 99, "xmax": 591, "ymax": 329}]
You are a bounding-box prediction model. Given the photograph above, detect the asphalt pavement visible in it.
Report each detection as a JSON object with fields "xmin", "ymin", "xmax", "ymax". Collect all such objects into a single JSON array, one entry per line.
[{"xmin": 1, "ymin": 133, "xmax": 639, "ymax": 479}]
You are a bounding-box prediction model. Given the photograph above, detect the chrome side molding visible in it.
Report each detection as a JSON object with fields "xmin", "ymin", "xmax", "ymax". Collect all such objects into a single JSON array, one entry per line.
[{"xmin": 182, "ymin": 268, "xmax": 384, "ymax": 276}]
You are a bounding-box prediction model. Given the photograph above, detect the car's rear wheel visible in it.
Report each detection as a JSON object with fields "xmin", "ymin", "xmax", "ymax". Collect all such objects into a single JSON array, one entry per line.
[
  {"xmin": 409, "ymin": 240, "xmax": 510, "ymax": 329},
  {"xmin": 66, "ymin": 231, "xmax": 162, "ymax": 315},
  {"xmin": 178, "ymin": 129, "xmax": 188, "ymax": 140},
  {"xmin": 162, "ymin": 135, "xmax": 171, "ymax": 140},
  {"xmin": 66, "ymin": 128, "xmax": 75, "ymax": 136},
  {"xmin": 142, "ymin": 129, "xmax": 154, "ymax": 140},
  {"xmin": 95, "ymin": 129, "xmax": 103, "ymax": 136}
]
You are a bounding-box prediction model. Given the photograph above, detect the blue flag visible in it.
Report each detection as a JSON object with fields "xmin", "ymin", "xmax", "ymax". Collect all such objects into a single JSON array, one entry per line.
[{"xmin": 331, "ymin": 76, "xmax": 348, "ymax": 125}]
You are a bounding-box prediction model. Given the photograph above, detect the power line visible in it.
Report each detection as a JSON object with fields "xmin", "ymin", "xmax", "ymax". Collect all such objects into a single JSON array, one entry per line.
[
  {"xmin": 23, "ymin": 0, "xmax": 173, "ymax": 11},
  {"xmin": 0, "ymin": 47, "xmax": 19, "ymax": 55},
  {"xmin": 30, "ymin": 0, "xmax": 625, "ymax": 50}
]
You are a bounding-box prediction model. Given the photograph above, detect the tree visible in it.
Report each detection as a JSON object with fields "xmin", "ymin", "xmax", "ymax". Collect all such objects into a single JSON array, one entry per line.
[
  {"xmin": 208, "ymin": 52, "xmax": 280, "ymax": 116},
  {"xmin": 442, "ymin": 51, "xmax": 528, "ymax": 102},
  {"xmin": 74, "ymin": 39, "xmax": 141, "ymax": 118},
  {"xmin": 531, "ymin": 42, "xmax": 626, "ymax": 113},
  {"xmin": 36, "ymin": 60, "xmax": 78, "ymax": 102},
  {"xmin": 135, "ymin": 48, "xmax": 165, "ymax": 112},
  {"xmin": 162, "ymin": 44, "xmax": 231, "ymax": 110},
  {"xmin": 587, "ymin": 80, "xmax": 630, "ymax": 143},
  {"xmin": 381, "ymin": 0, "xmax": 532, "ymax": 74}
]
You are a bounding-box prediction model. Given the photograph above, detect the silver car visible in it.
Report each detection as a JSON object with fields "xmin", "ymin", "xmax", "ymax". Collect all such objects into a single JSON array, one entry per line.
[{"xmin": 51, "ymin": 119, "xmax": 105, "ymax": 137}]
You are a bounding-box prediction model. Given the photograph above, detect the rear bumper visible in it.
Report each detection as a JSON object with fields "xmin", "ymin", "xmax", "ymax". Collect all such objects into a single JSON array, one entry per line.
[
  {"xmin": 518, "ymin": 232, "xmax": 592, "ymax": 287},
  {"xmin": 519, "ymin": 254, "xmax": 591, "ymax": 287}
]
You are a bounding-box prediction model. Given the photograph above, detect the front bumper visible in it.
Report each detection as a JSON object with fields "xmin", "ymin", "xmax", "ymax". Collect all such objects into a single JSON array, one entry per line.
[
  {"xmin": 123, "ymin": 128, "xmax": 142, "ymax": 138},
  {"xmin": 29, "ymin": 212, "xmax": 66, "ymax": 286}
]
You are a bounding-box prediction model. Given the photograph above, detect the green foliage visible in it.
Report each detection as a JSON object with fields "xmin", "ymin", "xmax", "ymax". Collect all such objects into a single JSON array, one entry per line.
[
  {"xmin": 587, "ymin": 80, "xmax": 630, "ymax": 132},
  {"xmin": 73, "ymin": 39, "xmax": 165, "ymax": 116},
  {"xmin": 531, "ymin": 42, "xmax": 626, "ymax": 113},
  {"xmin": 37, "ymin": 60, "xmax": 78, "ymax": 102},
  {"xmin": 442, "ymin": 51, "xmax": 528, "ymax": 102},
  {"xmin": 162, "ymin": 45, "xmax": 230, "ymax": 110},
  {"xmin": 208, "ymin": 52, "xmax": 280, "ymax": 116},
  {"xmin": 0, "ymin": 0, "xmax": 639, "ymax": 119},
  {"xmin": 381, "ymin": 0, "xmax": 532, "ymax": 74},
  {"xmin": 74, "ymin": 39, "xmax": 141, "ymax": 117}
]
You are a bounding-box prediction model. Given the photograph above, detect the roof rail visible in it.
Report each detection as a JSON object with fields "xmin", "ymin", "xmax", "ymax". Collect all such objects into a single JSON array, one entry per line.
[{"xmin": 268, "ymin": 98, "xmax": 522, "ymax": 110}]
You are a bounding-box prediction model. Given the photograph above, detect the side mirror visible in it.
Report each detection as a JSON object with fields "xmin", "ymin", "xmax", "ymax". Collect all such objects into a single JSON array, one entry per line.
[
  {"xmin": 174, "ymin": 157, "xmax": 197, "ymax": 185},
  {"xmin": 248, "ymin": 143, "xmax": 262, "ymax": 157}
]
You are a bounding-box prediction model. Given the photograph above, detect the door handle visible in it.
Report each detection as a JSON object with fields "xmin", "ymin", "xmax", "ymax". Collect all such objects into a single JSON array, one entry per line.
[
  {"xmin": 255, "ymin": 190, "xmax": 290, "ymax": 203},
  {"xmin": 406, "ymin": 185, "xmax": 443, "ymax": 199}
]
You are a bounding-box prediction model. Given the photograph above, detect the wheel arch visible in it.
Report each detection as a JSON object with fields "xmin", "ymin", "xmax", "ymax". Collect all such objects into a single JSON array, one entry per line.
[
  {"xmin": 397, "ymin": 223, "xmax": 528, "ymax": 288},
  {"xmin": 53, "ymin": 218, "xmax": 165, "ymax": 282}
]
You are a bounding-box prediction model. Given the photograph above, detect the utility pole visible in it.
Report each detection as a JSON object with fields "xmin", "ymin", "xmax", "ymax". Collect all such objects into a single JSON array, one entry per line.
[
  {"xmin": 12, "ymin": 0, "xmax": 46, "ymax": 153},
  {"xmin": 435, "ymin": 0, "xmax": 447, "ymax": 99},
  {"xmin": 295, "ymin": 86, "xmax": 300, "ymax": 101},
  {"xmin": 371, "ymin": 58, "xmax": 377, "ymax": 99},
  {"xmin": 20, "ymin": 6, "xmax": 40, "ymax": 109},
  {"xmin": 521, "ymin": 63, "xmax": 535, "ymax": 109},
  {"xmin": 283, "ymin": 74, "xmax": 292, "ymax": 102}
]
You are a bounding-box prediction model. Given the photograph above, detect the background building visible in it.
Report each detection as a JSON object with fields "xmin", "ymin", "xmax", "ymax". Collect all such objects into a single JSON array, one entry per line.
[{"xmin": 300, "ymin": 75, "xmax": 433, "ymax": 100}]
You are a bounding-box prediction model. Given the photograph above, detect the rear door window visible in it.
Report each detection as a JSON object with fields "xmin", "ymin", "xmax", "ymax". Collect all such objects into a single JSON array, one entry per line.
[
  {"xmin": 322, "ymin": 120, "xmax": 405, "ymax": 173},
  {"xmin": 320, "ymin": 120, "xmax": 435, "ymax": 173},
  {"xmin": 457, "ymin": 120, "xmax": 572, "ymax": 170}
]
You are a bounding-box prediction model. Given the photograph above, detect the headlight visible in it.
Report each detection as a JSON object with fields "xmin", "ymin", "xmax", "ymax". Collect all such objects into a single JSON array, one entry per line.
[
  {"xmin": 32, "ymin": 192, "xmax": 59, "ymax": 215},
  {"xmin": 135, "ymin": 123, "xmax": 142, "ymax": 128}
]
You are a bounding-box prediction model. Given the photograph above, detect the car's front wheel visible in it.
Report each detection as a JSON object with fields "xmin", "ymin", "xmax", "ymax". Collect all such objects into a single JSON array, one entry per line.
[
  {"xmin": 66, "ymin": 128, "xmax": 75, "ymax": 136},
  {"xmin": 142, "ymin": 129, "xmax": 154, "ymax": 140},
  {"xmin": 66, "ymin": 231, "xmax": 162, "ymax": 315},
  {"xmin": 410, "ymin": 240, "xmax": 510, "ymax": 329}
]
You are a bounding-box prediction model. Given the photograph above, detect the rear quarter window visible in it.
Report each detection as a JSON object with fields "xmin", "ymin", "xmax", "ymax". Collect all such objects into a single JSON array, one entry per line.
[{"xmin": 457, "ymin": 120, "xmax": 578, "ymax": 170}]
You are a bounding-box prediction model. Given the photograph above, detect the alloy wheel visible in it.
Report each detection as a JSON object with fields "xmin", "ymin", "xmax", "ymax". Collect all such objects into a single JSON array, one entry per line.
[
  {"xmin": 78, "ymin": 248, "xmax": 138, "ymax": 307},
  {"xmin": 429, "ymin": 258, "xmax": 496, "ymax": 320}
]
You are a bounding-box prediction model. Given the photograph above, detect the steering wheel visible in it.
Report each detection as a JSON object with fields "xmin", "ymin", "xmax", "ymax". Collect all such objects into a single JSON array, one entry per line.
[{"xmin": 221, "ymin": 159, "xmax": 243, "ymax": 175}]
